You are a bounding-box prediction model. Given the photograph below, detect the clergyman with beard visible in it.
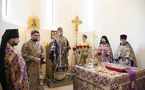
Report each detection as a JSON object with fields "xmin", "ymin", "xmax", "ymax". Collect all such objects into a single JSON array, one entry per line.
[
  {"xmin": 21, "ymin": 30, "xmax": 44, "ymax": 90},
  {"xmin": 0, "ymin": 29, "xmax": 29, "ymax": 90},
  {"xmin": 97, "ymin": 35, "xmax": 113, "ymax": 63},
  {"xmin": 114, "ymin": 34, "xmax": 137, "ymax": 67}
]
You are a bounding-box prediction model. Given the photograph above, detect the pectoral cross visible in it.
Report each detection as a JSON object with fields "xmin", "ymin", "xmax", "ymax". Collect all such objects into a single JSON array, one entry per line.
[{"xmin": 72, "ymin": 16, "xmax": 82, "ymax": 34}]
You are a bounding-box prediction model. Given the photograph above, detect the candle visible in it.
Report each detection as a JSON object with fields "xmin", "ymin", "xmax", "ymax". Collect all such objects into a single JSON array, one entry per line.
[
  {"xmin": 83, "ymin": 45, "xmax": 86, "ymax": 48},
  {"xmin": 98, "ymin": 52, "xmax": 102, "ymax": 56},
  {"xmin": 79, "ymin": 46, "xmax": 82, "ymax": 48},
  {"xmin": 87, "ymin": 46, "xmax": 90, "ymax": 48},
  {"xmin": 73, "ymin": 47, "xmax": 76, "ymax": 51},
  {"xmin": 76, "ymin": 46, "xmax": 80, "ymax": 49}
]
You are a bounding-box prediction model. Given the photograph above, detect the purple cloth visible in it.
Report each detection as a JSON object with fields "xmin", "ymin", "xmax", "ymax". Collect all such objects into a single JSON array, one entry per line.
[
  {"xmin": 97, "ymin": 44, "xmax": 113, "ymax": 62},
  {"xmin": 124, "ymin": 69, "xmax": 136, "ymax": 90},
  {"xmin": 50, "ymin": 35, "xmax": 71, "ymax": 72},
  {"xmin": 133, "ymin": 62, "xmax": 137, "ymax": 67}
]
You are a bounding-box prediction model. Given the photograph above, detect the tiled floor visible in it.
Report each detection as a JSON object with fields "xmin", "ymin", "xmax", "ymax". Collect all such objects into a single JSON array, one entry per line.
[{"xmin": 44, "ymin": 84, "xmax": 73, "ymax": 90}]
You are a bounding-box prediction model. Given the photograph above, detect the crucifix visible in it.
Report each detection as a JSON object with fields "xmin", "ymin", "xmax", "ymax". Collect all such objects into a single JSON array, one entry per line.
[{"xmin": 72, "ymin": 16, "xmax": 82, "ymax": 46}]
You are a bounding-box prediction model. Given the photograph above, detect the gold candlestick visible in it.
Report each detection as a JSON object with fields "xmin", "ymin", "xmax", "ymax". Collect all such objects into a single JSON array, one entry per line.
[{"xmin": 25, "ymin": 29, "xmax": 26, "ymax": 41}]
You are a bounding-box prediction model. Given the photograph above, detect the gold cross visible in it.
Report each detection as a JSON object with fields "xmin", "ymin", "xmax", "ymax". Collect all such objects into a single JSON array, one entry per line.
[
  {"xmin": 92, "ymin": 30, "xmax": 97, "ymax": 38},
  {"xmin": 72, "ymin": 16, "xmax": 82, "ymax": 34}
]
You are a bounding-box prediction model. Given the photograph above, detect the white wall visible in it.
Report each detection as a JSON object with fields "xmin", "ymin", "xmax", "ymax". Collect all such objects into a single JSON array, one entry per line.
[
  {"xmin": 1, "ymin": 0, "xmax": 145, "ymax": 69},
  {"xmin": 0, "ymin": 0, "xmax": 2, "ymax": 27},
  {"xmin": 77, "ymin": 0, "xmax": 145, "ymax": 69},
  {"xmin": 101, "ymin": 0, "xmax": 145, "ymax": 69},
  {"xmin": 0, "ymin": 0, "xmax": 29, "ymax": 52},
  {"xmin": 54, "ymin": 0, "xmax": 145, "ymax": 69},
  {"xmin": 44, "ymin": 0, "xmax": 145, "ymax": 69},
  {"xmin": 31, "ymin": 0, "xmax": 41, "ymax": 17},
  {"xmin": 2, "ymin": 0, "xmax": 31, "ymax": 26}
]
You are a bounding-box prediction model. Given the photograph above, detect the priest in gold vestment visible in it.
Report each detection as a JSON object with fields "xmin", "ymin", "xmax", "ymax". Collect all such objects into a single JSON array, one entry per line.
[
  {"xmin": 21, "ymin": 30, "xmax": 44, "ymax": 90},
  {"xmin": 79, "ymin": 34, "xmax": 90, "ymax": 46},
  {"xmin": 114, "ymin": 34, "xmax": 137, "ymax": 67}
]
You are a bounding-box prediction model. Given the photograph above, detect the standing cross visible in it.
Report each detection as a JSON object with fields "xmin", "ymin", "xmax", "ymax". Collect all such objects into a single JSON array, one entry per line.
[{"xmin": 72, "ymin": 16, "xmax": 82, "ymax": 34}]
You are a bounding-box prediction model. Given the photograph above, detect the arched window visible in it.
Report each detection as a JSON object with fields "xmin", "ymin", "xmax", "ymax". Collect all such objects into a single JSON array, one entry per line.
[
  {"xmin": 2, "ymin": 0, "xmax": 7, "ymax": 16},
  {"xmin": 2, "ymin": 0, "xmax": 31, "ymax": 26},
  {"xmin": 2, "ymin": 0, "xmax": 102, "ymax": 30},
  {"xmin": 41, "ymin": 0, "xmax": 53, "ymax": 29},
  {"xmin": 87, "ymin": 0, "xmax": 103, "ymax": 32},
  {"xmin": 41, "ymin": 0, "xmax": 102, "ymax": 31}
]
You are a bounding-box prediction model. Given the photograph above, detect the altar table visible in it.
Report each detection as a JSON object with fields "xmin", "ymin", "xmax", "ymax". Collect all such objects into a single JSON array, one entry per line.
[{"xmin": 68, "ymin": 64, "xmax": 145, "ymax": 90}]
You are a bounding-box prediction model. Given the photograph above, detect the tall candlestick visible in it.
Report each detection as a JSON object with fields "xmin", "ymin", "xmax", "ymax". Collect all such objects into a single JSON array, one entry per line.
[{"xmin": 25, "ymin": 29, "xmax": 26, "ymax": 41}]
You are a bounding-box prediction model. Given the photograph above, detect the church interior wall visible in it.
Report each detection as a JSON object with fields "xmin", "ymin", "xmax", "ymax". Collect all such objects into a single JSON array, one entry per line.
[{"xmin": 0, "ymin": 0, "xmax": 145, "ymax": 69}]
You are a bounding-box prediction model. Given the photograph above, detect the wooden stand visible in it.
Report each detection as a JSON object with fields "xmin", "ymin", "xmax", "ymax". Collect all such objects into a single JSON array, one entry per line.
[
  {"xmin": 46, "ymin": 41, "xmax": 53, "ymax": 78},
  {"xmin": 45, "ymin": 75, "xmax": 73, "ymax": 88},
  {"xmin": 46, "ymin": 59, "xmax": 53, "ymax": 78},
  {"xmin": 45, "ymin": 41, "xmax": 73, "ymax": 88}
]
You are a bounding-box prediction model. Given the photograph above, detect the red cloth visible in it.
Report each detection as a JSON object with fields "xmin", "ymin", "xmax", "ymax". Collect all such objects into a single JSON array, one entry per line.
[{"xmin": 105, "ymin": 65, "xmax": 124, "ymax": 72}]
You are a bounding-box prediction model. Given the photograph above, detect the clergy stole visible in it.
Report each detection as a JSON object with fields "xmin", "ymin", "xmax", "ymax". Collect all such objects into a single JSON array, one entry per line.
[{"xmin": 124, "ymin": 69, "xmax": 136, "ymax": 90}]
